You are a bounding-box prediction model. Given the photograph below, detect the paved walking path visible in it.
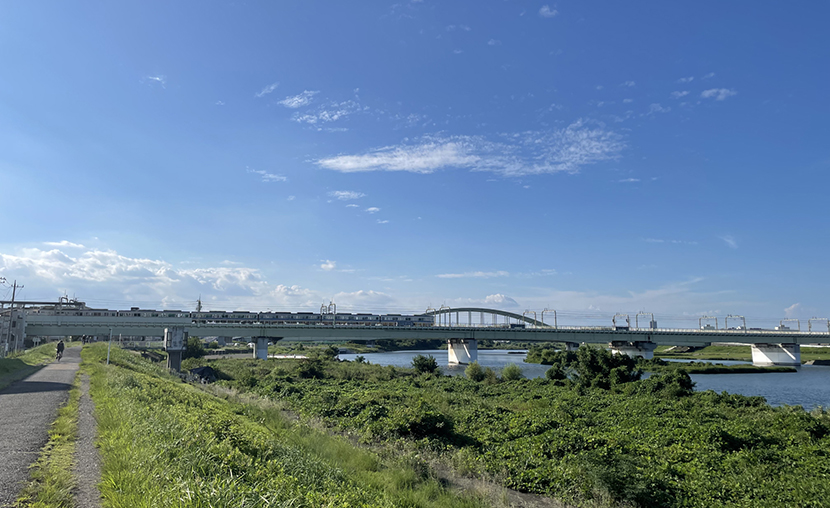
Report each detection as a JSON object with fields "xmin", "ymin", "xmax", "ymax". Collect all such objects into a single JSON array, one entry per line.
[
  {"xmin": 73, "ymin": 373, "xmax": 102, "ymax": 507},
  {"xmin": 0, "ymin": 348, "xmax": 80, "ymax": 507}
]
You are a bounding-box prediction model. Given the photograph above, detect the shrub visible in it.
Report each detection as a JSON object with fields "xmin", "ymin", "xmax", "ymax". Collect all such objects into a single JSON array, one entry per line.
[
  {"xmin": 483, "ymin": 367, "xmax": 499, "ymax": 385},
  {"xmin": 501, "ymin": 363, "xmax": 524, "ymax": 381},
  {"xmin": 411, "ymin": 354, "xmax": 439, "ymax": 374},
  {"xmin": 183, "ymin": 336, "xmax": 205, "ymax": 359},
  {"xmin": 465, "ymin": 361, "xmax": 485, "ymax": 382}
]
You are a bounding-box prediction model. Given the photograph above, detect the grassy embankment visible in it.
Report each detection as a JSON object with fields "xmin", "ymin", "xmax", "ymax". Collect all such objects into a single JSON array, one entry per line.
[
  {"xmin": 16, "ymin": 373, "xmax": 81, "ymax": 508},
  {"xmin": 655, "ymin": 344, "xmax": 830, "ymax": 363},
  {"xmin": 83, "ymin": 343, "xmax": 490, "ymax": 507},
  {"xmin": 0, "ymin": 341, "xmax": 77, "ymax": 391},
  {"xmin": 194, "ymin": 350, "xmax": 830, "ymax": 508}
]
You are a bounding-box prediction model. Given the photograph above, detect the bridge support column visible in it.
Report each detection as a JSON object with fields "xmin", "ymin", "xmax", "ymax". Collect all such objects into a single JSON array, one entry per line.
[
  {"xmin": 751, "ymin": 343, "xmax": 800, "ymax": 366},
  {"xmin": 164, "ymin": 327, "xmax": 188, "ymax": 372},
  {"xmin": 448, "ymin": 339, "xmax": 477, "ymax": 365},
  {"xmin": 609, "ymin": 341, "xmax": 657, "ymax": 360},
  {"xmin": 254, "ymin": 337, "xmax": 270, "ymax": 360},
  {"xmin": 564, "ymin": 342, "xmax": 580, "ymax": 351}
]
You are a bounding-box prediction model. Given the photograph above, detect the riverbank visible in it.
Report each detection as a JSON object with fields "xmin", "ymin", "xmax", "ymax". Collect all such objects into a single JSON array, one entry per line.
[
  {"xmin": 81, "ymin": 344, "xmax": 494, "ymax": 507},
  {"xmin": 194, "ymin": 349, "xmax": 830, "ymax": 508},
  {"xmin": 655, "ymin": 344, "xmax": 830, "ymax": 363}
]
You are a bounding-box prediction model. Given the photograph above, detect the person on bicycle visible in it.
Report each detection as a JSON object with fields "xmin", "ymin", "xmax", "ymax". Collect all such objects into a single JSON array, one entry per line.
[{"xmin": 56, "ymin": 339, "xmax": 65, "ymax": 360}]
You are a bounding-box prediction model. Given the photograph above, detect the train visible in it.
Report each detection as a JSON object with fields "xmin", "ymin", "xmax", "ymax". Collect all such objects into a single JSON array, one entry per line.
[{"xmin": 27, "ymin": 307, "xmax": 435, "ymax": 327}]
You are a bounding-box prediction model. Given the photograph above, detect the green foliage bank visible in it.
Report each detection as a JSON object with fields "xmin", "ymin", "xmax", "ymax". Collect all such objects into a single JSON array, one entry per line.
[{"xmin": 206, "ymin": 348, "xmax": 830, "ymax": 508}]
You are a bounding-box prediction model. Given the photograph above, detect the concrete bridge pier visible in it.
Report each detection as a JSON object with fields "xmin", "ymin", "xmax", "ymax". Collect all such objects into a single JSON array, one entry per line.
[
  {"xmin": 609, "ymin": 341, "xmax": 657, "ymax": 360},
  {"xmin": 164, "ymin": 327, "xmax": 188, "ymax": 372},
  {"xmin": 448, "ymin": 339, "xmax": 477, "ymax": 365},
  {"xmin": 751, "ymin": 343, "xmax": 801, "ymax": 366},
  {"xmin": 564, "ymin": 342, "xmax": 580, "ymax": 351},
  {"xmin": 253, "ymin": 337, "xmax": 270, "ymax": 360}
]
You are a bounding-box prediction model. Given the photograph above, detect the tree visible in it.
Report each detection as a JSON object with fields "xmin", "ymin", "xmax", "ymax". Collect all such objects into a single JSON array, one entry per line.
[
  {"xmin": 465, "ymin": 361, "xmax": 485, "ymax": 382},
  {"xmin": 412, "ymin": 354, "xmax": 439, "ymax": 374},
  {"xmin": 183, "ymin": 336, "xmax": 205, "ymax": 359},
  {"xmin": 501, "ymin": 363, "xmax": 524, "ymax": 381}
]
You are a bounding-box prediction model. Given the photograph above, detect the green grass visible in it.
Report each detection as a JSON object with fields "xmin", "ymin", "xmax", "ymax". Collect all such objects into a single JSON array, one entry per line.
[
  {"xmin": 15, "ymin": 372, "xmax": 81, "ymax": 508},
  {"xmin": 84, "ymin": 344, "xmax": 488, "ymax": 508},
  {"xmin": 656, "ymin": 344, "xmax": 830, "ymax": 363}
]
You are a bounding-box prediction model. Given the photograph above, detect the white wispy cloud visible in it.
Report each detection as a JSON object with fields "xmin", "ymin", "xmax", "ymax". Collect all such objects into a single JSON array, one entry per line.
[
  {"xmin": 278, "ymin": 90, "xmax": 319, "ymax": 108},
  {"xmin": 621, "ymin": 81, "xmax": 636, "ymax": 87},
  {"xmin": 215, "ymin": 100, "xmax": 225, "ymax": 106},
  {"xmin": 145, "ymin": 75, "xmax": 166, "ymax": 88},
  {"xmin": 702, "ymin": 72, "xmax": 715, "ymax": 79},
  {"xmin": 488, "ymin": 39, "xmax": 502, "ymax": 46},
  {"xmin": 671, "ymin": 91, "xmax": 689, "ymax": 99},
  {"xmin": 316, "ymin": 120, "xmax": 624, "ymax": 177},
  {"xmin": 436, "ymin": 270, "xmax": 510, "ymax": 279},
  {"xmin": 643, "ymin": 238, "xmax": 698, "ymax": 245},
  {"xmin": 345, "ymin": 204, "xmax": 359, "ymax": 208},
  {"xmin": 646, "ymin": 103, "xmax": 670, "ymax": 115},
  {"xmin": 701, "ymin": 88, "xmax": 737, "ymax": 101},
  {"xmin": 619, "ymin": 178, "xmax": 640, "ymax": 183},
  {"xmin": 539, "ymin": 5, "xmax": 558, "ymax": 17},
  {"xmin": 365, "ymin": 207, "xmax": 380, "ymax": 214},
  {"xmin": 376, "ymin": 219, "xmax": 390, "ymax": 224},
  {"xmin": 293, "ymin": 100, "xmax": 362, "ymax": 125},
  {"xmin": 44, "ymin": 241, "xmax": 85, "ymax": 249},
  {"xmin": 784, "ymin": 303, "xmax": 801, "ymax": 318},
  {"xmin": 287, "ymin": 195, "xmax": 295, "ymax": 201},
  {"xmin": 255, "ymin": 81, "xmax": 280, "ymax": 98},
  {"xmin": 677, "ymin": 76, "xmax": 694, "ymax": 83},
  {"xmin": 328, "ymin": 190, "xmax": 366, "ymax": 200},
  {"xmin": 246, "ymin": 168, "xmax": 287, "ymax": 182},
  {"xmin": 622, "ymin": 98, "xmax": 633, "ymax": 103},
  {"xmin": 320, "ymin": 260, "xmax": 336, "ymax": 271},
  {"xmin": 720, "ymin": 235, "xmax": 738, "ymax": 249},
  {"xmin": 446, "ymin": 24, "xmax": 471, "ymax": 31}
]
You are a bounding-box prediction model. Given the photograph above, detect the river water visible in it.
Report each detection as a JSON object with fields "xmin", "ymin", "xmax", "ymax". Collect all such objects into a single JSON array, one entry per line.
[{"xmin": 338, "ymin": 349, "xmax": 830, "ymax": 410}]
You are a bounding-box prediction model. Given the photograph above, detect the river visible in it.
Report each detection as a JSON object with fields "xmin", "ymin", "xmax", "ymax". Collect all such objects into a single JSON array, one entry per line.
[{"xmin": 338, "ymin": 349, "xmax": 830, "ymax": 410}]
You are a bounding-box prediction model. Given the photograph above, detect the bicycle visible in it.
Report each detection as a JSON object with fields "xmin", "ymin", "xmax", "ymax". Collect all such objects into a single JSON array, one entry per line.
[{"xmin": 56, "ymin": 350, "xmax": 63, "ymax": 361}]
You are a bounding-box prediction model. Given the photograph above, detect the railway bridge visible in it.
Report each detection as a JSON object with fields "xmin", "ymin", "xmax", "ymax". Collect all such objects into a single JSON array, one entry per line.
[{"xmin": 9, "ymin": 304, "xmax": 827, "ymax": 371}]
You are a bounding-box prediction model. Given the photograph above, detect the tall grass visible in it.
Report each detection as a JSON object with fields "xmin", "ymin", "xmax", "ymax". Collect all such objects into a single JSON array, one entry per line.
[{"xmin": 84, "ymin": 344, "xmax": 486, "ymax": 508}]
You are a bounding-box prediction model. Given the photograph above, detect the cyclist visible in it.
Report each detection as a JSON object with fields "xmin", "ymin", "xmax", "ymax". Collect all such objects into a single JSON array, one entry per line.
[{"xmin": 56, "ymin": 339, "xmax": 65, "ymax": 361}]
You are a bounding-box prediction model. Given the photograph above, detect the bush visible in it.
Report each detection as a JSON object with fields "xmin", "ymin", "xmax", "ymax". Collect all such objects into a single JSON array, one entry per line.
[
  {"xmin": 465, "ymin": 361, "xmax": 485, "ymax": 382},
  {"xmin": 183, "ymin": 336, "xmax": 205, "ymax": 359},
  {"xmin": 501, "ymin": 363, "xmax": 524, "ymax": 381},
  {"xmin": 411, "ymin": 354, "xmax": 439, "ymax": 374}
]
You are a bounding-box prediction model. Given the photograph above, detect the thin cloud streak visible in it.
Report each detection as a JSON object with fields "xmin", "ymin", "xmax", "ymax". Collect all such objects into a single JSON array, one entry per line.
[
  {"xmin": 316, "ymin": 120, "xmax": 624, "ymax": 177},
  {"xmin": 255, "ymin": 81, "xmax": 280, "ymax": 98}
]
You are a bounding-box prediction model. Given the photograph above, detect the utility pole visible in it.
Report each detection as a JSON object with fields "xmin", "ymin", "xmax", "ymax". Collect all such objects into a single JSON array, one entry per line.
[{"xmin": 5, "ymin": 280, "xmax": 22, "ymax": 352}]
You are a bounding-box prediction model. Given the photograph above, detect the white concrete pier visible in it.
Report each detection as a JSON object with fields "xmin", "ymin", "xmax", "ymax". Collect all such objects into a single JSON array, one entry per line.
[
  {"xmin": 609, "ymin": 341, "xmax": 657, "ymax": 360},
  {"xmin": 448, "ymin": 338, "xmax": 477, "ymax": 364},
  {"xmin": 750, "ymin": 343, "xmax": 801, "ymax": 366}
]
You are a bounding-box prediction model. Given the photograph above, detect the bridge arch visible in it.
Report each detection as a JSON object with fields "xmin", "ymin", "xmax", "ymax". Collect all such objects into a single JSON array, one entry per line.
[{"xmin": 423, "ymin": 307, "xmax": 552, "ymax": 328}]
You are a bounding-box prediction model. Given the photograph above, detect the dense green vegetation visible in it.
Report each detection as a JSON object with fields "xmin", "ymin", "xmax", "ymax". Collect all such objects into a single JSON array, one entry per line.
[
  {"xmin": 197, "ymin": 347, "xmax": 830, "ymax": 508},
  {"xmin": 642, "ymin": 359, "xmax": 797, "ymax": 374},
  {"xmin": 84, "ymin": 344, "xmax": 488, "ymax": 507}
]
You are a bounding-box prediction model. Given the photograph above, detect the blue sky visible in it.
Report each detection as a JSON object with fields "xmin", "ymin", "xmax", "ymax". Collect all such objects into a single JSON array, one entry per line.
[{"xmin": 0, "ymin": 1, "xmax": 828, "ymax": 328}]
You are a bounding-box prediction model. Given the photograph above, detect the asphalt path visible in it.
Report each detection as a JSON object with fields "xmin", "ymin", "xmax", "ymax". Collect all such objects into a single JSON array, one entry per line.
[{"xmin": 0, "ymin": 347, "xmax": 80, "ymax": 507}]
